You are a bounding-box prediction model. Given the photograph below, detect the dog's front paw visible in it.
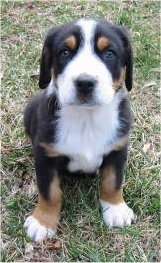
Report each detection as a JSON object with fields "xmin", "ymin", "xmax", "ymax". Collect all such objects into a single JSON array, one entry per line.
[
  {"xmin": 100, "ymin": 200, "xmax": 136, "ymax": 227},
  {"xmin": 24, "ymin": 215, "xmax": 56, "ymax": 243}
]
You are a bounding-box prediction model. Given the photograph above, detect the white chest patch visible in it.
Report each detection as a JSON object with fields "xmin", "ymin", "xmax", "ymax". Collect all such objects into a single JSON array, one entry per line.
[{"xmin": 54, "ymin": 97, "xmax": 121, "ymax": 173}]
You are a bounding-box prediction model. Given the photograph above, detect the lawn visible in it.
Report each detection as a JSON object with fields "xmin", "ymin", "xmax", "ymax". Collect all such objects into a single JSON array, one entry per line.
[{"xmin": 1, "ymin": 1, "xmax": 160, "ymax": 262}]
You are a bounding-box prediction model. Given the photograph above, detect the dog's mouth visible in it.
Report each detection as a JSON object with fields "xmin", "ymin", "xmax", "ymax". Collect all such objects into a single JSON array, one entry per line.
[
  {"xmin": 67, "ymin": 98, "xmax": 102, "ymax": 108},
  {"xmin": 77, "ymin": 98, "xmax": 98, "ymax": 106}
]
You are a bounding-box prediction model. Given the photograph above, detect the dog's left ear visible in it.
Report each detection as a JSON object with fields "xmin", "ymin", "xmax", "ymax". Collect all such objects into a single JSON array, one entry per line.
[{"xmin": 116, "ymin": 26, "xmax": 133, "ymax": 91}]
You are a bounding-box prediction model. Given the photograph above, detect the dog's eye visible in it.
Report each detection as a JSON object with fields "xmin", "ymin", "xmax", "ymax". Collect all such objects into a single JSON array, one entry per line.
[
  {"xmin": 59, "ymin": 48, "xmax": 71, "ymax": 59},
  {"xmin": 102, "ymin": 50, "xmax": 116, "ymax": 60}
]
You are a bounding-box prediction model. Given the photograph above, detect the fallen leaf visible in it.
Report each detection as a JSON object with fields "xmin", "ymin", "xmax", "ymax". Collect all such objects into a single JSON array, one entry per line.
[
  {"xmin": 1, "ymin": 146, "xmax": 11, "ymax": 154},
  {"xmin": 25, "ymin": 180, "xmax": 36, "ymax": 196},
  {"xmin": 30, "ymin": 69, "xmax": 39, "ymax": 79},
  {"xmin": 18, "ymin": 170, "xmax": 25, "ymax": 178},
  {"xmin": 0, "ymin": 71, "xmax": 3, "ymax": 80},
  {"xmin": 144, "ymin": 81, "xmax": 157, "ymax": 88},
  {"xmin": 45, "ymin": 240, "xmax": 61, "ymax": 250},
  {"xmin": 25, "ymin": 243, "xmax": 34, "ymax": 255},
  {"xmin": 143, "ymin": 143, "xmax": 154, "ymax": 154},
  {"xmin": 28, "ymin": 4, "xmax": 34, "ymax": 9}
]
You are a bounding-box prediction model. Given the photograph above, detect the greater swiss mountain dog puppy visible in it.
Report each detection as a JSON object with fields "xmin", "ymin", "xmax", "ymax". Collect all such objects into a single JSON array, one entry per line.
[{"xmin": 24, "ymin": 18, "xmax": 136, "ymax": 243}]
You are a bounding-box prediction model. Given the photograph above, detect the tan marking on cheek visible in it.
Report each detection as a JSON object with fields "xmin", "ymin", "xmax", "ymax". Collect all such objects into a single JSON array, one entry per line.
[
  {"xmin": 65, "ymin": 36, "xmax": 76, "ymax": 50},
  {"xmin": 100, "ymin": 166, "xmax": 124, "ymax": 204},
  {"xmin": 32, "ymin": 175, "xmax": 62, "ymax": 230},
  {"xmin": 40, "ymin": 142, "xmax": 63, "ymax": 157},
  {"xmin": 97, "ymin": 37, "xmax": 109, "ymax": 51},
  {"xmin": 112, "ymin": 135, "xmax": 129, "ymax": 151},
  {"xmin": 113, "ymin": 68, "xmax": 126, "ymax": 90}
]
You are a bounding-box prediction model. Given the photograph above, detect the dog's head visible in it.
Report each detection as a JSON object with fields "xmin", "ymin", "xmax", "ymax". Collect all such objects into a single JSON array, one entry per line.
[{"xmin": 39, "ymin": 18, "xmax": 133, "ymax": 107}]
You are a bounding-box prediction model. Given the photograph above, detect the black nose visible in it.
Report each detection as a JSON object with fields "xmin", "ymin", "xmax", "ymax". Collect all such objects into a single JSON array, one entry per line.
[{"xmin": 75, "ymin": 75, "xmax": 97, "ymax": 96}]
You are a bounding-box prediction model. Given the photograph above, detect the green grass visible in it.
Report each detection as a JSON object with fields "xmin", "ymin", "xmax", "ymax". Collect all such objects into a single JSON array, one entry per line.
[{"xmin": 1, "ymin": 0, "xmax": 160, "ymax": 262}]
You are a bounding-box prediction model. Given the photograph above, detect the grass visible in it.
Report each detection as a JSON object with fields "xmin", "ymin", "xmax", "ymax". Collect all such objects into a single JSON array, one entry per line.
[{"xmin": 1, "ymin": 0, "xmax": 160, "ymax": 262}]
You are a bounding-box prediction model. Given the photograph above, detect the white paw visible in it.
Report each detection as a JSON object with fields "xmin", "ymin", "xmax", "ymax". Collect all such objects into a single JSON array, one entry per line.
[
  {"xmin": 100, "ymin": 200, "xmax": 136, "ymax": 227},
  {"xmin": 24, "ymin": 215, "xmax": 56, "ymax": 243}
]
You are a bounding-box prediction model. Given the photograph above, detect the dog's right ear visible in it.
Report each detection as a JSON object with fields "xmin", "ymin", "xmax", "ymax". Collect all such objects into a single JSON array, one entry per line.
[
  {"xmin": 115, "ymin": 26, "xmax": 133, "ymax": 91},
  {"xmin": 39, "ymin": 26, "xmax": 60, "ymax": 89}
]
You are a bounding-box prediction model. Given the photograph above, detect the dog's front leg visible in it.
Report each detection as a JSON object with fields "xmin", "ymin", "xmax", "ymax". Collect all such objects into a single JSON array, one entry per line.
[
  {"xmin": 24, "ymin": 144, "xmax": 62, "ymax": 243},
  {"xmin": 99, "ymin": 147, "xmax": 135, "ymax": 228}
]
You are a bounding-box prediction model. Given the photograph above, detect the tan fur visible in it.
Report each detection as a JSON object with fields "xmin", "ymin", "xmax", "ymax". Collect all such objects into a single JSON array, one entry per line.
[
  {"xmin": 65, "ymin": 36, "xmax": 76, "ymax": 50},
  {"xmin": 113, "ymin": 68, "xmax": 126, "ymax": 90},
  {"xmin": 32, "ymin": 175, "xmax": 62, "ymax": 229},
  {"xmin": 112, "ymin": 135, "xmax": 129, "ymax": 151},
  {"xmin": 40, "ymin": 142, "xmax": 63, "ymax": 157},
  {"xmin": 100, "ymin": 166, "xmax": 124, "ymax": 204},
  {"xmin": 97, "ymin": 37, "xmax": 109, "ymax": 51}
]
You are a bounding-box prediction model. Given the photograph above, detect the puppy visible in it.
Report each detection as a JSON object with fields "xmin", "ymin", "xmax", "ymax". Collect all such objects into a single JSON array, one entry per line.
[{"xmin": 24, "ymin": 18, "xmax": 135, "ymax": 243}]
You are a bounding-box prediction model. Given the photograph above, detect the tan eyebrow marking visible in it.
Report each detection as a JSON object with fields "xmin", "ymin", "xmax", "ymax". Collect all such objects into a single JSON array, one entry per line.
[
  {"xmin": 97, "ymin": 37, "xmax": 109, "ymax": 51},
  {"xmin": 65, "ymin": 36, "xmax": 77, "ymax": 50}
]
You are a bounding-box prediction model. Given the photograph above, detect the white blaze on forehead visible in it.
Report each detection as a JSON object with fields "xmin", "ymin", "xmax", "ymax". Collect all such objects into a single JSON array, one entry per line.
[
  {"xmin": 76, "ymin": 19, "xmax": 97, "ymax": 44},
  {"xmin": 56, "ymin": 18, "xmax": 115, "ymax": 106}
]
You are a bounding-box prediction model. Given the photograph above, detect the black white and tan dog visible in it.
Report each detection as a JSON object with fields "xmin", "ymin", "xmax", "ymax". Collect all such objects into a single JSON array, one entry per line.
[{"xmin": 24, "ymin": 18, "xmax": 136, "ymax": 242}]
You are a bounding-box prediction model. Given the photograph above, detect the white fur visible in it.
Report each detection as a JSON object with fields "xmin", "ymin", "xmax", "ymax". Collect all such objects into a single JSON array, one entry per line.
[
  {"xmin": 47, "ymin": 79, "xmax": 56, "ymax": 96},
  {"xmin": 100, "ymin": 200, "xmax": 136, "ymax": 227},
  {"xmin": 77, "ymin": 19, "xmax": 96, "ymax": 42},
  {"xmin": 56, "ymin": 19, "xmax": 115, "ymax": 107},
  {"xmin": 54, "ymin": 90, "xmax": 126, "ymax": 173},
  {"xmin": 24, "ymin": 215, "xmax": 56, "ymax": 243}
]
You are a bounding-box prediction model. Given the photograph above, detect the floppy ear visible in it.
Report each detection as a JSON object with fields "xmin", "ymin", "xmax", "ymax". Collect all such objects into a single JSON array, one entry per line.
[
  {"xmin": 116, "ymin": 26, "xmax": 133, "ymax": 91},
  {"xmin": 39, "ymin": 26, "xmax": 60, "ymax": 89},
  {"xmin": 39, "ymin": 45, "xmax": 52, "ymax": 89}
]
